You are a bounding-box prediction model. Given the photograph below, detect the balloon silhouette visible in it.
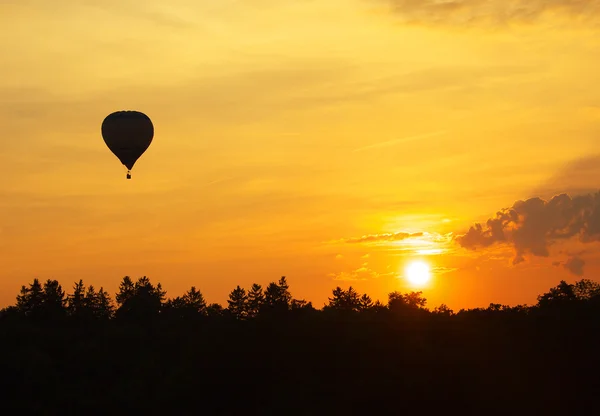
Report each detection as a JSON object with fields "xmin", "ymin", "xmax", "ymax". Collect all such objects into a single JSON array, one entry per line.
[{"xmin": 101, "ymin": 110, "xmax": 154, "ymax": 179}]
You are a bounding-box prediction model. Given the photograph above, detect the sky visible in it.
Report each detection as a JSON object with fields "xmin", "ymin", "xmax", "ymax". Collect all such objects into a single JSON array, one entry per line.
[{"xmin": 1, "ymin": 0, "xmax": 600, "ymax": 310}]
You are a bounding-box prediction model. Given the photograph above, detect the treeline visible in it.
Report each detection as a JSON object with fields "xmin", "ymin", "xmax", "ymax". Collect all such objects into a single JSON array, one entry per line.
[
  {"xmin": 3, "ymin": 274, "xmax": 600, "ymax": 323},
  {"xmin": 2, "ymin": 276, "xmax": 600, "ymax": 414}
]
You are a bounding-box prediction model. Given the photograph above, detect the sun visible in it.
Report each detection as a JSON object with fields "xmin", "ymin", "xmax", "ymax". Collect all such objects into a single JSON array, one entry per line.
[{"xmin": 404, "ymin": 260, "xmax": 431, "ymax": 287}]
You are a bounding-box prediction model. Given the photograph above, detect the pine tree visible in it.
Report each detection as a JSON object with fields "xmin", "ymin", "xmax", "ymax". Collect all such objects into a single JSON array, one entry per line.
[
  {"xmin": 263, "ymin": 276, "xmax": 292, "ymax": 312},
  {"xmin": 42, "ymin": 279, "xmax": 67, "ymax": 319},
  {"xmin": 115, "ymin": 276, "xmax": 165, "ymax": 320},
  {"xmin": 116, "ymin": 276, "xmax": 135, "ymax": 307},
  {"xmin": 227, "ymin": 286, "xmax": 248, "ymax": 320},
  {"xmin": 326, "ymin": 286, "xmax": 362, "ymax": 312},
  {"xmin": 277, "ymin": 276, "xmax": 292, "ymax": 307},
  {"xmin": 247, "ymin": 283, "xmax": 264, "ymax": 318},
  {"xmin": 16, "ymin": 278, "xmax": 44, "ymax": 317},
  {"xmin": 165, "ymin": 286, "xmax": 207, "ymax": 319},
  {"xmin": 96, "ymin": 287, "xmax": 114, "ymax": 319},
  {"xmin": 67, "ymin": 279, "xmax": 86, "ymax": 317},
  {"xmin": 182, "ymin": 286, "xmax": 206, "ymax": 313}
]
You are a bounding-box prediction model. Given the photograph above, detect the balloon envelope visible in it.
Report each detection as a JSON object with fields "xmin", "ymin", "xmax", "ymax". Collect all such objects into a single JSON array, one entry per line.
[{"xmin": 101, "ymin": 110, "xmax": 154, "ymax": 171}]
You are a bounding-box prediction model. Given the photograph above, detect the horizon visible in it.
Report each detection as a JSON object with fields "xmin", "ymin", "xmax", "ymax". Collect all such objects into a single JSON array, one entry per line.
[
  {"xmin": 3, "ymin": 273, "xmax": 596, "ymax": 313},
  {"xmin": 3, "ymin": 0, "xmax": 600, "ymax": 311}
]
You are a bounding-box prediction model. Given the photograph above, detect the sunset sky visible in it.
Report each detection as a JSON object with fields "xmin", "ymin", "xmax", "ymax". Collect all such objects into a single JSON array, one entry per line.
[{"xmin": 2, "ymin": 0, "xmax": 600, "ymax": 310}]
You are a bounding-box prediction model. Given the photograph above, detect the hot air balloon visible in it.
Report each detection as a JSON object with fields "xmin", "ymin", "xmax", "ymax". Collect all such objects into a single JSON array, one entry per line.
[{"xmin": 101, "ymin": 110, "xmax": 154, "ymax": 179}]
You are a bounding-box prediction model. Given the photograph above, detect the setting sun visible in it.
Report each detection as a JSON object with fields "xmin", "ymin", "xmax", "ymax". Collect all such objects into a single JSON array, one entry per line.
[{"xmin": 405, "ymin": 261, "xmax": 432, "ymax": 287}]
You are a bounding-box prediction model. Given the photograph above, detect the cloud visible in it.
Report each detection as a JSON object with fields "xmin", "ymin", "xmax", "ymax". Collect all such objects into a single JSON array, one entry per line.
[
  {"xmin": 377, "ymin": 232, "xmax": 455, "ymax": 256},
  {"xmin": 353, "ymin": 130, "xmax": 447, "ymax": 152},
  {"xmin": 424, "ymin": 232, "xmax": 455, "ymax": 243},
  {"xmin": 325, "ymin": 64, "xmax": 536, "ymax": 108},
  {"xmin": 564, "ymin": 256, "xmax": 586, "ymax": 276},
  {"xmin": 552, "ymin": 256, "xmax": 586, "ymax": 276},
  {"xmin": 342, "ymin": 231, "xmax": 424, "ymax": 244},
  {"xmin": 384, "ymin": 0, "xmax": 600, "ymax": 26},
  {"xmin": 456, "ymin": 192, "xmax": 600, "ymax": 267},
  {"xmin": 0, "ymin": 55, "xmax": 361, "ymax": 132},
  {"xmin": 431, "ymin": 266, "xmax": 458, "ymax": 275},
  {"xmin": 335, "ymin": 254, "xmax": 344, "ymax": 260},
  {"xmin": 329, "ymin": 262, "xmax": 394, "ymax": 281},
  {"xmin": 10, "ymin": 0, "xmax": 196, "ymax": 29}
]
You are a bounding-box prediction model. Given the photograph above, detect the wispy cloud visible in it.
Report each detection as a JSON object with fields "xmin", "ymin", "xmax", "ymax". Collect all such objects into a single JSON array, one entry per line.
[
  {"xmin": 431, "ymin": 266, "xmax": 458, "ymax": 275},
  {"xmin": 353, "ymin": 130, "xmax": 447, "ymax": 152},
  {"xmin": 384, "ymin": 232, "xmax": 455, "ymax": 255},
  {"xmin": 384, "ymin": 0, "xmax": 600, "ymax": 26},
  {"xmin": 198, "ymin": 176, "xmax": 237, "ymax": 189},
  {"xmin": 12, "ymin": 0, "xmax": 196, "ymax": 29},
  {"xmin": 329, "ymin": 262, "xmax": 395, "ymax": 281},
  {"xmin": 340, "ymin": 231, "xmax": 424, "ymax": 244}
]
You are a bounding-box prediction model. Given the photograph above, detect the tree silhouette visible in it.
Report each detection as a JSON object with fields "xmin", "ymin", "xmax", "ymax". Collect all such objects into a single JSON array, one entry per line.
[
  {"xmin": 15, "ymin": 278, "xmax": 67, "ymax": 321},
  {"xmin": 487, "ymin": 303, "xmax": 503, "ymax": 312},
  {"xmin": 359, "ymin": 293, "xmax": 374, "ymax": 311},
  {"xmin": 42, "ymin": 279, "xmax": 66, "ymax": 313},
  {"xmin": 263, "ymin": 276, "xmax": 292, "ymax": 313},
  {"xmin": 115, "ymin": 276, "xmax": 166, "ymax": 321},
  {"xmin": 165, "ymin": 286, "xmax": 207, "ymax": 320},
  {"xmin": 327, "ymin": 286, "xmax": 349, "ymax": 310},
  {"xmin": 388, "ymin": 291, "xmax": 427, "ymax": 311},
  {"xmin": 537, "ymin": 280, "xmax": 577, "ymax": 308},
  {"xmin": 433, "ymin": 303, "xmax": 454, "ymax": 316},
  {"xmin": 291, "ymin": 299, "xmax": 311, "ymax": 310},
  {"xmin": 227, "ymin": 286, "xmax": 248, "ymax": 320},
  {"xmin": 115, "ymin": 276, "xmax": 135, "ymax": 306},
  {"xmin": 67, "ymin": 279, "xmax": 87, "ymax": 317},
  {"xmin": 87, "ymin": 285, "xmax": 114, "ymax": 320},
  {"xmin": 247, "ymin": 283, "xmax": 265, "ymax": 318},
  {"xmin": 3, "ymin": 274, "xmax": 600, "ymax": 414},
  {"xmin": 573, "ymin": 279, "xmax": 600, "ymax": 300},
  {"xmin": 16, "ymin": 278, "xmax": 44, "ymax": 318},
  {"xmin": 326, "ymin": 286, "xmax": 363, "ymax": 312},
  {"xmin": 206, "ymin": 302, "xmax": 224, "ymax": 318},
  {"xmin": 182, "ymin": 286, "xmax": 207, "ymax": 312}
]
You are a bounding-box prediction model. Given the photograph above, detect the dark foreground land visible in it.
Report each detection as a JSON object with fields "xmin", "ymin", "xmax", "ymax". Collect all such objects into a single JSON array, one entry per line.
[{"xmin": 1, "ymin": 276, "xmax": 600, "ymax": 415}]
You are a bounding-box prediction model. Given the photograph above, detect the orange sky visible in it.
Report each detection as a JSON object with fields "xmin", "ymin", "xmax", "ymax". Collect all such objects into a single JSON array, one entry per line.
[{"xmin": 2, "ymin": 0, "xmax": 600, "ymax": 310}]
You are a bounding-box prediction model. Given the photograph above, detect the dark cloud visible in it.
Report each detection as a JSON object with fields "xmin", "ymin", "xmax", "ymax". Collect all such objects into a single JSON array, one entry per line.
[
  {"xmin": 564, "ymin": 256, "xmax": 586, "ymax": 276},
  {"xmin": 343, "ymin": 232, "xmax": 424, "ymax": 244},
  {"xmin": 456, "ymin": 192, "xmax": 600, "ymax": 265},
  {"xmin": 552, "ymin": 256, "xmax": 586, "ymax": 276},
  {"xmin": 384, "ymin": 0, "xmax": 600, "ymax": 25}
]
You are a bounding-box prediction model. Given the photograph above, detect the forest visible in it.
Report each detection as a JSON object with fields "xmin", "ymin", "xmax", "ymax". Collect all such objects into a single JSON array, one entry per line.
[{"xmin": 1, "ymin": 275, "xmax": 600, "ymax": 415}]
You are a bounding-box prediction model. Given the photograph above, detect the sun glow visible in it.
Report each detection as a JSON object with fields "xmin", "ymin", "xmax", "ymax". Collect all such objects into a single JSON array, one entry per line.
[{"xmin": 404, "ymin": 260, "xmax": 432, "ymax": 287}]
